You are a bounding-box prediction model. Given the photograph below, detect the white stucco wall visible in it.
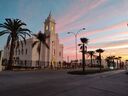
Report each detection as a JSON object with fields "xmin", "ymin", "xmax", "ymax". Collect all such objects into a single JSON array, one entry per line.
[{"xmin": 2, "ymin": 14, "xmax": 63, "ymax": 68}]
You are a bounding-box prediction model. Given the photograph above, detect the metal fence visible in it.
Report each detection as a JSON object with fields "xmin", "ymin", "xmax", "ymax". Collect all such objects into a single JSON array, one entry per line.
[{"xmin": 2, "ymin": 59, "xmax": 105, "ymax": 70}]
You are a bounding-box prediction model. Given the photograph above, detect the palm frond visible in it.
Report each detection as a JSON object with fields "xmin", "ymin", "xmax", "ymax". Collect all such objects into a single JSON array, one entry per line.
[
  {"xmin": 20, "ymin": 40, "xmax": 24, "ymax": 48},
  {"xmin": 32, "ymin": 41, "xmax": 39, "ymax": 48},
  {"xmin": 19, "ymin": 34, "xmax": 26, "ymax": 45},
  {"xmin": 5, "ymin": 18, "xmax": 13, "ymax": 26},
  {"xmin": 42, "ymin": 41, "xmax": 49, "ymax": 49},
  {"xmin": 0, "ymin": 30, "xmax": 10, "ymax": 36},
  {"xmin": 15, "ymin": 40, "xmax": 20, "ymax": 48},
  {"xmin": 0, "ymin": 24, "xmax": 5, "ymax": 27},
  {"xmin": 4, "ymin": 21, "xmax": 13, "ymax": 31},
  {"xmin": 96, "ymin": 49, "xmax": 104, "ymax": 53},
  {"xmin": 18, "ymin": 28, "xmax": 31, "ymax": 33},
  {"xmin": 16, "ymin": 34, "xmax": 25, "ymax": 45},
  {"xmin": 6, "ymin": 34, "xmax": 11, "ymax": 47},
  {"xmin": 32, "ymin": 34, "xmax": 38, "ymax": 38},
  {"xmin": 0, "ymin": 23, "xmax": 11, "ymax": 31},
  {"xmin": 19, "ymin": 31, "xmax": 31, "ymax": 37},
  {"xmin": 37, "ymin": 42, "xmax": 41, "ymax": 54}
]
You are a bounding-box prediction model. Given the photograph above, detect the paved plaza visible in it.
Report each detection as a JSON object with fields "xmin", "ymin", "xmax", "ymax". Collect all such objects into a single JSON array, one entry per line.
[{"xmin": 0, "ymin": 69, "xmax": 128, "ymax": 96}]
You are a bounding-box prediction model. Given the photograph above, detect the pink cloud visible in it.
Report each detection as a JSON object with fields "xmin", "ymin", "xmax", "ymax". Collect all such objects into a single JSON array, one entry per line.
[
  {"xmin": 60, "ymin": 21, "xmax": 127, "ymax": 43},
  {"xmin": 56, "ymin": 0, "xmax": 128, "ymax": 35},
  {"xmin": 56, "ymin": 0, "xmax": 107, "ymax": 33},
  {"xmin": 63, "ymin": 31, "xmax": 128, "ymax": 60}
]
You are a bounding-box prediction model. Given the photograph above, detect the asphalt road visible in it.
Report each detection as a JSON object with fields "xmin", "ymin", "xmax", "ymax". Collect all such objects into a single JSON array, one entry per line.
[{"xmin": 0, "ymin": 70, "xmax": 128, "ymax": 96}]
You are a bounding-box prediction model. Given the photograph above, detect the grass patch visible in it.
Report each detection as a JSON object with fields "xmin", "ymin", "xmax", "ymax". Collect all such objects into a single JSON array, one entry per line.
[
  {"xmin": 67, "ymin": 69, "xmax": 111, "ymax": 75},
  {"xmin": 125, "ymin": 72, "xmax": 128, "ymax": 75}
]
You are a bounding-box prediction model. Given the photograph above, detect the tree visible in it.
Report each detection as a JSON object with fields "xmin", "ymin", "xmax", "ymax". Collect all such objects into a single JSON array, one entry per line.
[
  {"xmin": 114, "ymin": 57, "xmax": 119, "ymax": 69},
  {"xmin": 32, "ymin": 31, "xmax": 49, "ymax": 68},
  {"xmin": 80, "ymin": 37, "xmax": 88, "ymax": 72},
  {"xmin": 118, "ymin": 56, "xmax": 122, "ymax": 69},
  {"xmin": 106, "ymin": 56, "xmax": 116, "ymax": 69},
  {"xmin": 0, "ymin": 18, "xmax": 31, "ymax": 70},
  {"xmin": 96, "ymin": 48, "xmax": 104, "ymax": 71},
  {"xmin": 111, "ymin": 56, "xmax": 116, "ymax": 68},
  {"xmin": 87, "ymin": 51, "xmax": 95, "ymax": 67},
  {"xmin": 105, "ymin": 56, "xmax": 112, "ymax": 68}
]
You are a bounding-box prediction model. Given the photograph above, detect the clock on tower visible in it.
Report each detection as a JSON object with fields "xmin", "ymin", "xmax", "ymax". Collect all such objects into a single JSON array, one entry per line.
[
  {"xmin": 46, "ymin": 25, "xmax": 48, "ymax": 30},
  {"xmin": 44, "ymin": 12, "xmax": 56, "ymax": 34},
  {"xmin": 51, "ymin": 26, "xmax": 54, "ymax": 31}
]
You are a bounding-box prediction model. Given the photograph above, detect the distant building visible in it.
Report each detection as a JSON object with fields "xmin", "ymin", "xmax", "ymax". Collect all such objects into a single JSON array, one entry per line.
[{"xmin": 2, "ymin": 13, "xmax": 63, "ymax": 68}]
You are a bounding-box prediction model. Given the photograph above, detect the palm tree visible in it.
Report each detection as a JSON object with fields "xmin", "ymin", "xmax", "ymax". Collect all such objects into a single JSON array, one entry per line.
[
  {"xmin": 111, "ymin": 56, "xmax": 116, "ymax": 68},
  {"xmin": 118, "ymin": 56, "xmax": 122, "ymax": 69},
  {"xmin": 96, "ymin": 48, "xmax": 104, "ymax": 71},
  {"xmin": 87, "ymin": 51, "xmax": 95, "ymax": 67},
  {"xmin": 112, "ymin": 56, "xmax": 115, "ymax": 63},
  {"xmin": 105, "ymin": 56, "xmax": 112, "ymax": 68},
  {"xmin": 80, "ymin": 37, "xmax": 88, "ymax": 72},
  {"xmin": 0, "ymin": 18, "xmax": 31, "ymax": 70},
  {"xmin": 114, "ymin": 57, "xmax": 119, "ymax": 69},
  {"xmin": 32, "ymin": 31, "xmax": 49, "ymax": 69}
]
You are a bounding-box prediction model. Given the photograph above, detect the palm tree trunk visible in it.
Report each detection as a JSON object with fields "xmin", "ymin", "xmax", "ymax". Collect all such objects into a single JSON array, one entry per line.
[
  {"xmin": 38, "ymin": 52, "xmax": 41, "ymax": 69},
  {"xmin": 117, "ymin": 60, "xmax": 118, "ymax": 69},
  {"xmin": 91, "ymin": 55, "xmax": 93, "ymax": 67},
  {"xmin": 120, "ymin": 59, "xmax": 121, "ymax": 69},
  {"xmin": 99, "ymin": 53, "xmax": 102, "ymax": 72},
  {"xmin": 38, "ymin": 43, "xmax": 41, "ymax": 69},
  {"xmin": 82, "ymin": 44, "xmax": 85, "ymax": 72},
  {"xmin": 7, "ymin": 38, "xmax": 15, "ymax": 70}
]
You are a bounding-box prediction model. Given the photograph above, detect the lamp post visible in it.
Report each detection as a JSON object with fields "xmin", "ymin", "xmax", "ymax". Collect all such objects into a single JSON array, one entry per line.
[{"xmin": 67, "ymin": 28, "xmax": 85, "ymax": 60}]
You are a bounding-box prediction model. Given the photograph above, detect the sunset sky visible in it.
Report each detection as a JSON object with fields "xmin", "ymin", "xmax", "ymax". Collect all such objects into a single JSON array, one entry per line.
[{"xmin": 0, "ymin": 0, "xmax": 128, "ymax": 61}]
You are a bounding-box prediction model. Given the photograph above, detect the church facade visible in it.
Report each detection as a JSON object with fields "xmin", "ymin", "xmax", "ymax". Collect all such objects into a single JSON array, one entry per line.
[{"xmin": 2, "ymin": 13, "xmax": 63, "ymax": 68}]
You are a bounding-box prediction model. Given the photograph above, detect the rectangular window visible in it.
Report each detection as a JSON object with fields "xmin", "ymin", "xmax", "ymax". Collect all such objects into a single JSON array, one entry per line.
[
  {"xmin": 21, "ymin": 49, "xmax": 24, "ymax": 55},
  {"xmin": 15, "ymin": 49, "xmax": 17, "ymax": 55},
  {"xmin": 59, "ymin": 52, "xmax": 61, "ymax": 56},
  {"xmin": 18, "ymin": 49, "xmax": 20, "ymax": 55},
  {"xmin": 26, "ymin": 49, "xmax": 27, "ymax": 55}
]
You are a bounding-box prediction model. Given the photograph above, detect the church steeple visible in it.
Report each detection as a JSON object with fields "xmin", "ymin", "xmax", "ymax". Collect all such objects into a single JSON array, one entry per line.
[
  {"xmin": 46, "ymin": 11, "xmax": 55, "ymax": 22},
  {"xmin": 44, "ymin": 12, "xmax": 56, "ymax": 34},
  {"xmin": 48, "ymin": 11, "xmax": 52, "ymax": 19}
]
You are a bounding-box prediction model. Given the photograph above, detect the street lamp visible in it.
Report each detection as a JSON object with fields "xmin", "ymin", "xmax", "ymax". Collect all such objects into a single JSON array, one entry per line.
[{"xmin": 67, "ymin": 28, "xmax": 85, "ymax": 60}]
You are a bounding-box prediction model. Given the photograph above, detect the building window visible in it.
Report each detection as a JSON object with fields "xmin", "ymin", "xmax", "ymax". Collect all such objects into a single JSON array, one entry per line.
[
  {"xmin": 54, "ymin": 49, "xmax": 55, "ymax": 55},
  {"xmin": 18, "ymin": 49, "xmax": 20, "ymax": 55},
  {"xmin": 15, "ymin": 49, "xmax": 17, "ymax": 55},
  {"xmin": 21, "ymin": 49, "xmax": 24, "ymax": 55},
  {"xmin": 26, "ymin": 49, "xmax": 27, "ymax": 55},
  {"xmin": 59, "ymin": 52, "xmax": 61, "ymax": 56}
]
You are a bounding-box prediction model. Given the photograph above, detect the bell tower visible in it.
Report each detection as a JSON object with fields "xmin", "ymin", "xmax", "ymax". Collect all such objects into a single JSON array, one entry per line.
[
  {"xmin": 43, "ymin": 12, "xmax": 56, "ymax": 65},
  {"xmin": 44, "ymin": 12, "xmax": 56, "ymax": 34}
]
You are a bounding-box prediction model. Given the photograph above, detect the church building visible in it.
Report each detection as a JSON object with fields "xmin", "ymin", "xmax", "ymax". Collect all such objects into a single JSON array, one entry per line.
[{"xmin": 2, "ymin": 13, "xmax": 63, "ymax": 68}]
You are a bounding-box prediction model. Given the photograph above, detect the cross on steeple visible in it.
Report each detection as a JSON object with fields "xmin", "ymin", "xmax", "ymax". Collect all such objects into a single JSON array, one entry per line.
[{"xmin": 48, "ymin": 11, "xmax": 52, "ymax": 18}]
